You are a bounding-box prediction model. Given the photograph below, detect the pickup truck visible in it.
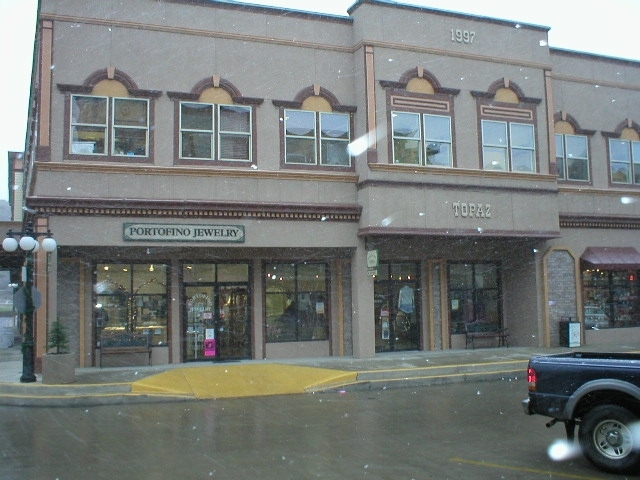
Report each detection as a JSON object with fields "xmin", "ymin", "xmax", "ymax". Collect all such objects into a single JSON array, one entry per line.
[{"xmin": 523, "ymin": 351, "xmax": 640, "ymax": 474}]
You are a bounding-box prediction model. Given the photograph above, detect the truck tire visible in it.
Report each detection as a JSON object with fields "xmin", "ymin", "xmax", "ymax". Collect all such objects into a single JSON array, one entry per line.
[{"xmin": 578, "ymin": 404, "xmax": 640, "ymax": 474}]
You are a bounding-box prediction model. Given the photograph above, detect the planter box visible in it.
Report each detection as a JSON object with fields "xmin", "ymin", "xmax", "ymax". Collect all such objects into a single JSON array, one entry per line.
[{"xmin": 42, "ymin": 353, "xmax": 77, "ymax": 385}]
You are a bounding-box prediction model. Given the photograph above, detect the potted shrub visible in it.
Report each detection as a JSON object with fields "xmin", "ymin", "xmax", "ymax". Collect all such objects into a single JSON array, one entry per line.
[{"xmin": 42, "ymin": 319, "xmax": 76, "ymax": 384}]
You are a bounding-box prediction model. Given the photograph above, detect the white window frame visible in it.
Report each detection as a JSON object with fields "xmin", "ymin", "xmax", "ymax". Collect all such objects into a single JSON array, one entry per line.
[
  {"xmin": 69, "ymin": 94, "xmax": 149, "ymax": 158},
  {"xmin": 391, "ymin": 111, "xmax": 453, "ymax": 167},
  {"xmin": 70, "ymin": 95, "xmax": 108, "ymax": 155},
  {"xmin": 609, "ymin": 138, "xmax": 640, "ymax": 184},
  {"xmin": 112, "ymin": 97, "xmax": 150, "ymax": 157},
  {"xmin": 481, "ymin": 120, "xmax": 535, "ymax": 172},
  {"xmin": 179, "ymin": 102, "xmax": 252, "ymax": 162},
  {"xmin": 555, "ymin": 133, "xmax": 589, "ymax": 181},
  {"xmin": 284, "ymin": 109, "xmax": 351, "ymax": 167}
]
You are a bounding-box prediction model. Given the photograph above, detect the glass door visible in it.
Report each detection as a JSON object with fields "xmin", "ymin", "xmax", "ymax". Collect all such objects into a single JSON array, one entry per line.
[
  {"xmin": 184, "ymin": 285, "xmax": 250, "ymax": 361},
  {"xmin": 185, "ymin": 286, "xmax": 213, "ymax": 361},
  {"xmin": 374, "ymin": 262, "xmax": 420, "ymax": 353},
  {"xmin": 217, "ymin": 285, "xmax": 250, "ymax": 360}
]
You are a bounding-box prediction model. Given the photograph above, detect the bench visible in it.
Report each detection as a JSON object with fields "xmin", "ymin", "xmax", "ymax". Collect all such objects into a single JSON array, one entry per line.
[
  {"xmin": 464, "ymin": 322, "xmax": 509, "ymax": 349},
  {"xmin": 99, "ymin": 332, "xmax": 152, "ymax": 367}
]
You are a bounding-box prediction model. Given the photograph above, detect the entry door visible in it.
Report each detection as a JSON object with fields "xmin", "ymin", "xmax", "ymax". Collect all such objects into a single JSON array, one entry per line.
[
  {"xmin": 374, "ymin": 281, "xmax": 420, "ymax": 353},
  {"xmin": 184, "ymin": 285, "xmax": 250, "ymax": 361}
]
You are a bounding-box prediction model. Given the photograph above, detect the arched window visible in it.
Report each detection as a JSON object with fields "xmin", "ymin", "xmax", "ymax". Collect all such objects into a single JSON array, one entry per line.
[
  {"xmin": 605, "ymin": 121, "xmax": 640, "ymax": 185},
  {"xmin": 473, "ymin": 78, "xmax": 541, "ymax": 172},
  {"xmin": 273, "ymin": 86, "xmax": 356, "ymax": 169},
  {"xmin": 380, "ymin": 68, "xmax": 459, "ymax": 167},
  {"xmin": 554, "ymin": 113, "xmax": 594, "ymax": 182},
  {"xmin": 168, "ymin": 78, "xmax": 262, "ymax": 165},
  {"xmin": 58, "ymin": 68, "xmax": 160, "ymax": 161}
]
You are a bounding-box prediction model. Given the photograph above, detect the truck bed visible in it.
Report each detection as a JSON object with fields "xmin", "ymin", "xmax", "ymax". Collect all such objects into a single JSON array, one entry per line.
[{"xmin": 526, "ymin": 351, "xmax": 640, "ymax": 421}]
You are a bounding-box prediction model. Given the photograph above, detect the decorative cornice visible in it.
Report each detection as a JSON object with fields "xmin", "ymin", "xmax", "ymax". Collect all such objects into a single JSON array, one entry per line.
[
  {"xmin": 358, "ymin": 226, "xmax": 559, "ymax": 239},
  {"xmin": 26, "ymin": 197, "xmax": 362, "ymax": 222},
  {"xmin": 557, "ymin": 186, "xmax": 640, "ymax": 197},
  {"xmin": 57, "ymin": 83, "xmax": 162, "ymax": 99},
  {"xmin": 560, "ymin": 214, "xmax": 640, "ymax": 230},
  {"xmin": 35, "ymin": 161, "xmax": 359, "ymax": 183},
  {"xmin": 548, "ymin": 73, "xmax": 640, "ymax": 92}
]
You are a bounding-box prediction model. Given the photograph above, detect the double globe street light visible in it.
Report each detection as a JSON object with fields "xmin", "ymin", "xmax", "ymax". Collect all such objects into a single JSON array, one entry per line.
[{"xmin": 2, "ymin": 222, "xmax": 56, "ymax": 383}]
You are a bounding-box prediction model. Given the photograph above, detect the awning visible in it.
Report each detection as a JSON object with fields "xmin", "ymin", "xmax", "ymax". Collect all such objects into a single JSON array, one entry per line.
[{"xmin": 581, "ymin": 247, "xmax": 640, "ymax": 270}]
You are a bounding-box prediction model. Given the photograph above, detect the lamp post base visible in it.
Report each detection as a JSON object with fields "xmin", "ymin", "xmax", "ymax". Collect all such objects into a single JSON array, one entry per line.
[
  {"xmin": 20, "ymin": 374, "xmax": 36, "ymax": 383},
  {"xmin": 20, "ymin": 341, "xmax": 36, "ymax": 383}
]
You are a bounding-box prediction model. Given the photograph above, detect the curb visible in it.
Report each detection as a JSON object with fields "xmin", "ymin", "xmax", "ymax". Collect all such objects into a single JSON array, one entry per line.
[{"xmin": 0, "ymin": 359, "xmax": 529, "ymax": 407}]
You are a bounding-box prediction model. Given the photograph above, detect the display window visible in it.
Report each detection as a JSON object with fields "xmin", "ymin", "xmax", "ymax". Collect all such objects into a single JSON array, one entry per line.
[
  {"xmin": 265, "ymin": 262, "xmax": 329, "ymax": 342},
  {"xmin": 94, "ymin": 263, "xmax": 168, "ymax": 346},
  {"xmin": 448, "ymin": 262, "xmax": 502, "ymax": 335},
  {"xmin": 582, "ymin": 269, "xmax": 640, "ymax": 328}
]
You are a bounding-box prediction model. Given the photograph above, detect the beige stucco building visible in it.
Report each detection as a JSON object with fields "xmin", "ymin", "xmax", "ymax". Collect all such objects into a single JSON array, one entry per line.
[{"xmin": 13, "ymin": 0, "xmax": 640, "ymax": 369}]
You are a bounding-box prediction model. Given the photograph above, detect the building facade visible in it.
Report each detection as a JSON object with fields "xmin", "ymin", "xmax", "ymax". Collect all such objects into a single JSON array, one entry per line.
[{"xmin": 18, "ymin": 0, "xmax": 640, "ymax": 368}]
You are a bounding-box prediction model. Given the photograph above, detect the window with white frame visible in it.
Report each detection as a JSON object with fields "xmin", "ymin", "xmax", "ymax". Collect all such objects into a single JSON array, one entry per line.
[
  {"xmin": 555, "ymin": 134, "xmax": 589, "ymax": 181},
  {"xmin": 609, "ymin": 139, "xmax": 640, "ymax": 184},
  {"xmin": 179, "ymin": 102, "xmax": 252, "ymax": 161},
  {"xmin": 284, "ymin": 110, "xmax": 350, "ymax": 166},
  {"xmin": 481, "ymin": 120, "xmax": 535, "ymax": 172},
  {"xmin": 392, "ymin": 112, "xmax": 452, "ymax": 166},
  {"xmin": 70, "ymin": 95, "xmax": 149, "ymax": 157}
]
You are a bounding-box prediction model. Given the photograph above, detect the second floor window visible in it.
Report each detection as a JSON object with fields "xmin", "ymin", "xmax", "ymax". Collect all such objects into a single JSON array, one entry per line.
[
  {"xmin": 71, "ymin": 95, "xmax": 149, "ymax": 157},
  {"xmin": 482, "ymin": 120, "xmax": 535, "ymax": 172},
  {"xmin": 556, "ymin": 134, "xmax": 589, "ymax": 181},
  {"xmin": 392, "ymin": 112, "xmax": 452, "ymax": 166},
  {"xmin": 179, "ymin": 102, "xmax": 252, "ymax": 161},
  {"xmin": 609, "ymin": 139, "xmax": 640, "ymax": 184},
  {"xmin": 284, "ymin": 110, "xmax": 350, "ymax": 166}
]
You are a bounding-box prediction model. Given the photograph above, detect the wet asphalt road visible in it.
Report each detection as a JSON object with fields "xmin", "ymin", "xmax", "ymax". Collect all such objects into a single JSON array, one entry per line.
[{"xmin": 0, "ymin": 378, "xmax": 622, "ymax": 480}]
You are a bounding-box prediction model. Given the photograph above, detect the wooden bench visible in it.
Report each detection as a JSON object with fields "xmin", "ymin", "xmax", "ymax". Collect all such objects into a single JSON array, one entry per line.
[
  {"xmin": 464, "ymin": 322, "xmax": 509, "ymax": 349},
  {"xmin": 99, "ymin": 332, "xmax": 152, "ymax": 367}
]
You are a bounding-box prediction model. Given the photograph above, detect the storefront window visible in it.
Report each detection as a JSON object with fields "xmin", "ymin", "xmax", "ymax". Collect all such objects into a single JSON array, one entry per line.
[
  {"xmin": 94, "ymin": 263, "xmax": 168, "ymax": 345},
  {"xmin": 448, "ymin": 262, "xmax": 501, "ymax": 334},
  {"xmin": 582, "ymin": 269, "xmax": 640, "ymax": 328},
  {"xmin": 265, "ymin": 262, "xmax": 329, "ymax": 342}
]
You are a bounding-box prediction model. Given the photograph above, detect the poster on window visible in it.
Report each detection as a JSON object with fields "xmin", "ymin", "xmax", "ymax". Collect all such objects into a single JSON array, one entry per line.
[{"xmin": 204, "ymin": 328, "xmax": 216, "ymax": 357}]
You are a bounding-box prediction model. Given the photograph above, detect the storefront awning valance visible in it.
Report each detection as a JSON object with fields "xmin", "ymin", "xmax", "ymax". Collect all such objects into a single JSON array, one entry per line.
[{"xmin": 581, "ymin": 247, "xmax": 640, "ymax": 270}]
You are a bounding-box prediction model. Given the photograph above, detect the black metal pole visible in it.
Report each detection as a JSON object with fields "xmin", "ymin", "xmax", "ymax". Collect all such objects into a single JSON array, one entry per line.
[{"xmin": 20, "ymin": 248, "xmax": 36, "ymax": 383}]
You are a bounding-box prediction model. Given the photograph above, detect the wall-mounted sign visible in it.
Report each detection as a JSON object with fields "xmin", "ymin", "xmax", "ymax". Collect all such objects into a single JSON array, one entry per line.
[
  {"xmin": 124, "ymin": 223, "xmax": 245, "ymax": 243},
  {"xmin": 452, "ymin": 202, "xmax": 491, "ymax": 218}
]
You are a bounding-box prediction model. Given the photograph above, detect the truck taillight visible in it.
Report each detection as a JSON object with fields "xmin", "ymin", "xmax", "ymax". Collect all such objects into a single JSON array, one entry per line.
[{"xmin": 527, "ymin": 366, "xmax": 537, "ymax": 391}]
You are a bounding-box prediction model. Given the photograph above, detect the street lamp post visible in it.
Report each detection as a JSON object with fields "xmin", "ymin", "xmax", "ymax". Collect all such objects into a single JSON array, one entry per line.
[{"xmin": 2, "ymin": 222, "xmax": 57, "ymax": 383}]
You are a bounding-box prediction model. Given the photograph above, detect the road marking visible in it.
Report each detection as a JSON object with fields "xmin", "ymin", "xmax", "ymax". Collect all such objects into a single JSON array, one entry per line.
[{"xmin": 449, "ymin": 457, "xmax": 605, "ymax": 480}]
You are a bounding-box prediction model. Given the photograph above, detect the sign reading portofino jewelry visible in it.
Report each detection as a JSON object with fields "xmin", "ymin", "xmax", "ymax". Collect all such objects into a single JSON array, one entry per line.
[{"xmin": 123, "ymin": 223, "xmax": 245, "ymax": 243}]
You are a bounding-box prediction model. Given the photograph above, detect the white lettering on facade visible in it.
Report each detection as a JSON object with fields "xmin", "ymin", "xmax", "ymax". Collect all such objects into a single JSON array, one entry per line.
[
  {"xmin": 450, "ymin": 29, "xmax": 476, "ymax": 44},
  {"xmin": 452, "ymin": 202, "xmax": 491, "ymax": 218}
]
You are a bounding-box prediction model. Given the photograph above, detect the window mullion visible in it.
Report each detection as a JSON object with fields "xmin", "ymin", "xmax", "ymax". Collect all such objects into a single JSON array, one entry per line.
[
  {"xmin": 214, "ymin": 104, "xmax": 219, "ymax": 161},
  {"xmin": 315, "ymin": 112, "xmax": 321, "ymax": 165}
]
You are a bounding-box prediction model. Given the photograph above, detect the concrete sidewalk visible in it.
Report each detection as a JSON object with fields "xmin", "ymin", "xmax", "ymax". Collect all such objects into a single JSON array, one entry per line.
[{"xmin": 0, "ymin": 343, "xmax": 637, "ymax": 407}]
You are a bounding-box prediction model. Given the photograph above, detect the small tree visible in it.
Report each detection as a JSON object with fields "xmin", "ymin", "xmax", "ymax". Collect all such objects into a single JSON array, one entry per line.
[{"xmin": 47, "ymin": 319, "xmax": 70, "ymax": 354}]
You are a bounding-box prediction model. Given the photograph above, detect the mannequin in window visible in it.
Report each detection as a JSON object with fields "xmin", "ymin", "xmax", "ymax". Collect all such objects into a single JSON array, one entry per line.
[
  {"xmin": 396, "ymin": 285, "xmax": 415, "ymax": 337},
  {"xmin": 398, "ymin": 285, "xmax": 415, "ymax": 315}
]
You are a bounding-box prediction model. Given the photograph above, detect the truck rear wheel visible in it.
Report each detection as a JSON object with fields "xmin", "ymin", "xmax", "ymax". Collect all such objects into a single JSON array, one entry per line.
[{"xmin": 578, "ymin": 404, "xmax": 640, "ymax": 474}]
